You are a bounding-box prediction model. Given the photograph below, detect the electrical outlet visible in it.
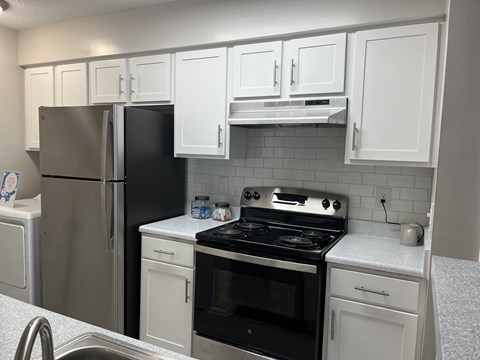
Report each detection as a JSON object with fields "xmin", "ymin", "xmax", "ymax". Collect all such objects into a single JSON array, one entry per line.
[
  {"xmin": 219, "ymin": 176, "xmax": 229, "ymax": 194},
  {"xmin": 375, "ymin": 187, "xmax": 392, "ymax": 209}
]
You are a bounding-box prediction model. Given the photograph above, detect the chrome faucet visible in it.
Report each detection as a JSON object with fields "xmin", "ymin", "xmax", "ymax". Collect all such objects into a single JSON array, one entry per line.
[{"xmin": 14, "ymin": 316, "xmax": 54, "ymax": 360}]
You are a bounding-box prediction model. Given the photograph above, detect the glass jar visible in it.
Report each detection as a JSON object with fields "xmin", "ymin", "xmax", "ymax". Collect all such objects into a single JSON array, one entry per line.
[
  {"xmin": 212, "ymin": 202, "xmax": 233, "ymax": 221},
  {"xmin": 191, "ymin": 195, "xmax": 214, "ymax": 219}
]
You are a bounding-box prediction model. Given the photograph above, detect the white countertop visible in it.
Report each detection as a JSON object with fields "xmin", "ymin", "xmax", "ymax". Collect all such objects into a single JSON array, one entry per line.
[
  {"xmin": 0, "ymin": 198, "xmax": 41, "ymax": 220},
  {"xmin": 431, "ymin": 256, "xmax": 480, "ymax": 360},
  {"xmin": 0, "ymin": 294, "xmax": 193, "ymax": 360},
  {"xmin": 139, "ymin": 208, "xmax": 240, "ymax": 241},
  {"xmin": 326, "ymin": 220, "xmax": 428, "ymax": 278}
]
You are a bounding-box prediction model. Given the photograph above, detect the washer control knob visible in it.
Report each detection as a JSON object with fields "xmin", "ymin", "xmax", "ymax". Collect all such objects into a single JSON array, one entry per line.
[
  {"xmin": 322, "ymin": 198, "xmax": 330, "ymax": 209},
  {"xmin": 244, "ymin": 191, "xmax": 252, "ymax": 200},
  {"xmin": 333, "ymin": 200, "xmax": 342, "ymax": 210},
  {"xmin": 253, "ymin": 191, "xmax": 261, "ymax": 200}
]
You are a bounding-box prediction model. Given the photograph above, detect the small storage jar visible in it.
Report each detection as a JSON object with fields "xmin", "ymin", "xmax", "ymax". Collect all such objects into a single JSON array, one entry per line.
[
  {"xmin": 212, "ymin": 202, "xmax": 233, "ymax": 222},
  {"xmin": 191, "ymin": 195, "xmax": 214, "ymax": 219}
]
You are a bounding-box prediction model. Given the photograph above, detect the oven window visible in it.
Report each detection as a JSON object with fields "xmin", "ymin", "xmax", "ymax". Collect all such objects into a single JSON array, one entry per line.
[{"xmin": 213, "ymin": 269, "xmax": 296, "ymax": 318}]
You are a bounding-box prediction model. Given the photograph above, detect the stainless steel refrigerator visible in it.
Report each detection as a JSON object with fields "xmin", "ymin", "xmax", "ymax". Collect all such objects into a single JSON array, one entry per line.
[{"xmin": 39, "ymin": 105, "xmax": 185, "ymax": 338}]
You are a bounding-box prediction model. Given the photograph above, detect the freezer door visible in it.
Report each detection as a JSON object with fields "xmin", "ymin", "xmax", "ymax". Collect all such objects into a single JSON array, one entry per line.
[
  {"xmin": 39, "ymin": 105, "xmax": 124, "ymax": 180},
  {"xmin": 40, "ymin": 177, "xmax": 124, "ymax": 332}
]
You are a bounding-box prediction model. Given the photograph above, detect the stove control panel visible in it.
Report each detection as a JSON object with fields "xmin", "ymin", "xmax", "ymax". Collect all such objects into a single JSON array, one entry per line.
[{"xmin": 240, "ymin": 187, "xmax": 348, "ymax": 219}]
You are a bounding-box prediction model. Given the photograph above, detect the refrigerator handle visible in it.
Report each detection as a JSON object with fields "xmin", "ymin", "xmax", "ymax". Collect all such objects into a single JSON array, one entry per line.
[
  {"xmin": 100, "ymin": 182, "xmax": 115, "ymax": 251},
  {"xmin": 101, "ymin": 110, "xmax": 112, "ymax": 180}
]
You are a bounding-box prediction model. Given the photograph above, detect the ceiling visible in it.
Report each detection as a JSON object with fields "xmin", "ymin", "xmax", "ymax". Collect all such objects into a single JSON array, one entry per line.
[{"xmin": 0, "ymin": 0, "xmax": 181, "ymax": 30}]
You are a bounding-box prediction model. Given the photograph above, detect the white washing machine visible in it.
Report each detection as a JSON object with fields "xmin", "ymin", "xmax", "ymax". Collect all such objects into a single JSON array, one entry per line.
[{"xmin": 0, "ymin": 197, "xmax": 41, "ymax": 305}]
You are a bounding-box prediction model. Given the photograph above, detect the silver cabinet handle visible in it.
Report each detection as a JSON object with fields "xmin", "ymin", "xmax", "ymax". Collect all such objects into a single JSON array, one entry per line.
[
  {"xmin": 354, "ymin": 286, "xmax": 390, "ymax": 297},
  {"xmin": 185, "ymin": 279, "xmax": 191, "ymax": 303},
  {"xmin": 153, "ymin": 250, "xmax": 175, "ymax": 256},
  {"xmin": 290, "ymin": 59, "xmax": 295, "ymax": 86},
  {"xmin": 217, "ymin": 125, "xmax": 223, "ymax": 148},
  {"xmin": 330, "ymin": 310, "xmax": 335, "ymax": 340},
  {"xmin": 119, "ymin": 74, "xmax": 124, "ymax": 94},
  {"xmin": 130, "ymin": 74, "xmax": 135, "ymax": 94},
  {"xmin": 351, "ymin": 122, "xmax": 358, "ymax": 151},
  {"xmin": 273, "ymin": 60, "xmax": 278, "ymax": 86}
]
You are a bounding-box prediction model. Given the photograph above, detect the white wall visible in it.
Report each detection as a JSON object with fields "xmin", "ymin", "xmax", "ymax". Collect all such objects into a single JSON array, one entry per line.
[
  {"xmin": 431, "ymin": 0, "xmax": 480, "ymax": 260},
  {"xmin": 18, "ymin": 0, "xmax": 446, "ymax": 66},
  {"xmin": 0, "ymin": 26, "xmax": 40, "ymax": 198}
]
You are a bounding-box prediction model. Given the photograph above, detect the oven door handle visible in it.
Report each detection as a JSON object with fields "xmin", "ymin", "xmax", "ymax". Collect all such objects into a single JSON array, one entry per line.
[{"xmin": 195, "ymin": 245, "xmax": 317, "ymax": 274}]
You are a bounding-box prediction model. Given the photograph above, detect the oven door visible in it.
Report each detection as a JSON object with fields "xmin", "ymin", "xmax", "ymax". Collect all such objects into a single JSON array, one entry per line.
[{"xmin": 194, "ymin": 244, "xmax": 322, "ymax": 360}]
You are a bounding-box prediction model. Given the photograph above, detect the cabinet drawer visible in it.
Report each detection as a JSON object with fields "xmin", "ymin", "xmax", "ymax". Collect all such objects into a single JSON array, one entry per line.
[
  {"xmin": 142, "ymin": 236, "xmax": 194, "ymax": 267},
  {"xmin": 330, "ymin": 268, "xmax": 419, "ymax": 313}
]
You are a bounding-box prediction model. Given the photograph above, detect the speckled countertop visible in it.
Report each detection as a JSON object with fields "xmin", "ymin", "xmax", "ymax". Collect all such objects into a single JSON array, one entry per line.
[
  {"xmin": 139, "ymin": 208, "xmax": 240, "ymax": 241},
  {"xmin": 0, "ymin": 294, "xmax": 194, "ymax": 360},
  {"xmin": 326, "ymin": 220, "xmax": 429, "ymax": 278},
  {"xmin": 431, "ymin": 256, "xmax": 480, "ymax": 360}
]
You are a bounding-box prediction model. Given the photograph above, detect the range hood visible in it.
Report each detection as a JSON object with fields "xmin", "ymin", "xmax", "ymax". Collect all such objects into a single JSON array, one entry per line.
[{"xmin": 228, "ymin": 97, "xmax": 347, "ymax": 127}]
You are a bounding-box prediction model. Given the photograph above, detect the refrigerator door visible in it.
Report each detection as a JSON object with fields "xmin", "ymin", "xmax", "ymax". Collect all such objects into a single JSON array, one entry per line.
[
  {"xmin": 39, "ymin": 105, "xmax": 124, "ymax": 181},
  {"xmin": 41, "ymin": 177, "xmax": 124, "ymax": 332}
]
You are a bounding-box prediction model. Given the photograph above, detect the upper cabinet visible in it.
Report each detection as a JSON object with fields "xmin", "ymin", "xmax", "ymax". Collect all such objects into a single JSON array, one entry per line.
[
  {"xmin": 233, "ymin": 41, "xmax": 282, "ymax": 98},
  {"xmin": 55, "ymin": 63, "xmax": 88, "ymax": 106},
  {"xmin": 25, "ymin": 66, "xmax": 55, "ymax": 151},
  {"xmin": 286, "ymin": 34, "xmax": 346, "ymax": 95},
  {"xmin": 345, "ymin": 23, "xmax": 439, "ymax": 164},
  {"xmin": 90, "ymin": 55, "xmax": 172, "ymax": 104},
  {"xmin": 89, "ymin": 59, "xmax": 128, "ymax": 104},
  {"xmin": 232, "ymin": 34, "xmax": 346, "ymax": 99},
  {"xmin": 129, "ymin": 54, "xmax": 172, "ymax": 103},
  {"xmin": 174, "ymin": 48, "xmax": 228, "ymax": 157}
]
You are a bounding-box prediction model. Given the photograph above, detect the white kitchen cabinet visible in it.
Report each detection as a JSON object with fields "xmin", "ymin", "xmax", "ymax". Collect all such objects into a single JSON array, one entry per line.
[
  {"xmin": 174, "ymin": 48, "xmax": 228, "ymax": 157},
  {"xmin": 54, "ymin": 63, "xmax": 88, "ymax": 106},
  {"xmin": 325, "ymin": 266, "xmax": 427, "ymax": 360},
  {"xmin": 285, "ymin": 33, "xmax": 346, "ymax": 95},
  {"xmin": 89, "ymin": 59, "xmax": 127, "ymax": 103},
  {"xmin": 140, "ymin": 235, "xmax": 194, "ymax": 356},
  {"xmin": 346, "ymin": 23, "xmax": 439, "ymax": 164},
  {"xmin": 232, "ymin": 34, "xmax": 346, "ymax": 99},
  {"xmin": 129, "ymin": 54, "xmax": 171, "ymax": 103},
  {"xmin": 327, "ymin": 297, "xmax": 418, "ymax": 360},
  {"xmin": 24, "ymin": 66, "xmax": 54, "ymax": 151},
  {"xmin": 232, "ymin": 41, "xmax": 282, "ymax": 98}
]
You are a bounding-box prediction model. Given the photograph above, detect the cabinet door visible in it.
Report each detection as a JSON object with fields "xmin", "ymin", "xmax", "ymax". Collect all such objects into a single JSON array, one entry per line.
[
  {"xmin": 25, "ymin": 66, "xmax": 54, "ymax": 150},
  {"xmin": 347, "ymin": 23, "xmax": 439, "ymax": 162},
  {"xmin": 140, "ymin": 259, "xmax": 193, "ymax": 356},
  {"xmin": 232, "ymin": 41, "xmax": 281, "ymax": 98},
  {"xmin": 89, "ymin": 59, "xmax": 127, "ymax": 103},
  {"xmin": 174, "ymin": 48, "xmax": 227, "ymax": 156},
  {"xmin": 55, "ymin": 63, "xmax": 88, "ymax": 106},
  {"xmin": 286, "ymin": 34, "xmax": 346, "ymax": 95},
  {"xmin": 327, "ymin": 297, "xmax": 418, "ymax": 360},
  {"xmin": 129, "ymin": 54, "xmax": 171, "ymax": 102}
]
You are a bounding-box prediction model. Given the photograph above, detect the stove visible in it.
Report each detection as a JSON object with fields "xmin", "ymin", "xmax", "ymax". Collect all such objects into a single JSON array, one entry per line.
[
  {"xmin": 193, "ymin": 187, "xmax": 348, "ymax": 360},
  {"xmin": 196, "ymin": 187, "xmax": 348, "ymax": 261}
]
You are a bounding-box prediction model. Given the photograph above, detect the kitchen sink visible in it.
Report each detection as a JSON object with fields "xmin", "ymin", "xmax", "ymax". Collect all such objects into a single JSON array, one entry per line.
[{"xmin": 38, "ymin": 332, "xmax": 170, "ymax": 360}]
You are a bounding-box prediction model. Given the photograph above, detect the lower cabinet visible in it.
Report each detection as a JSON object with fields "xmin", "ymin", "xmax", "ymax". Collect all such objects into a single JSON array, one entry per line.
[
  {"xmin": 139, "ymin": 235, "xmax": 194, "ymax": 356},
  {"xmin": 327, "ymin": 298, "xmax": 418, "ymax": 360},
  {"xmin": 325, "ymin": 266, "xmax": 426, "ymax": 360}
]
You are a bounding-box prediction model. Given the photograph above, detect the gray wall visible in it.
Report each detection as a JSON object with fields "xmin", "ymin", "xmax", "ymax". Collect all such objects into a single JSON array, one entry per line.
[
  {"xmin": 18, "ymin": 0, "xmax": 446, "ymax": 66},
  {"xmin": 431, "ymin": 0, "xmax": 480, "ymax": 261},
  {"xmin": 0, "ymin": 26, "xmax": 40, "ymax": 199},
  {"xmin": 187, "ymin": 128, "xmax": 433, "ymax": 225}
]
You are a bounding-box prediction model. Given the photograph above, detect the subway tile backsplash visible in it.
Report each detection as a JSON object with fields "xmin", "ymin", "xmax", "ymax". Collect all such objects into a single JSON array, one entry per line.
[{"xmin": 186, "ymin": 128, "xmax": 433, "ymax": 225}]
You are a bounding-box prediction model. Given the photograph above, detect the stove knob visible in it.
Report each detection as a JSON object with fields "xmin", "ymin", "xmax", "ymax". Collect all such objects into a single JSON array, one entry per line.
[
  {"xmin": 253, "ymin": 191, "xmax": 261, "ymax": 200},
  {"xmin": 244, "ymin": 191, "xmax": 252, "ymax": 200},
  {"xmin": 322, "ymin": 198, "xmax": 330, "ymax": 209},
  {"xmin": 333, "ymin": 200, "xmax": 342, "ymax": 210}
]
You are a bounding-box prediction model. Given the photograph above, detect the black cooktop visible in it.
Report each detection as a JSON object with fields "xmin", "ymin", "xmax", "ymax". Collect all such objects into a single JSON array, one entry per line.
[{"xmin": 196, "ymin": 218, "xmax": 344, "ymax": 261}]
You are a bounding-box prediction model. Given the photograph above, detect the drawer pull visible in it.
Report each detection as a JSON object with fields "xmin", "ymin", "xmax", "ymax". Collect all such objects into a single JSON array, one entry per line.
[
  {"xmin": 354, "ymin": 286, "xmax": 390, "ymax": 297},
  {"xmin": 153, "ymin": 249, "xmax": 175, "ymax": 256}
]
